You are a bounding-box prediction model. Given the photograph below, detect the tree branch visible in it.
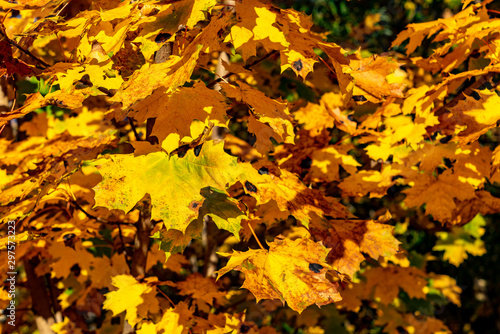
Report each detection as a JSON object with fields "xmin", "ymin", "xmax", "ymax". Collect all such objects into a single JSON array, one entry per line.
[{"xmin": 0, "ymin": 28, "xmax": 50, "ymax": 69}]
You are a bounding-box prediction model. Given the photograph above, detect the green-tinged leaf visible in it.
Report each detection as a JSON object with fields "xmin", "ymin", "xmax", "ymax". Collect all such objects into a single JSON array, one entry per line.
[
  {"xmin": 152, "ymin": 220, "xmax": 203, "ymax": 261},
  {"xmin": 90, "ymin": 140, "xmax": 262, "ymax": 232},
  {"xmin": 200, "ymin": 187, "xmax": 248, "ymax": 238}
]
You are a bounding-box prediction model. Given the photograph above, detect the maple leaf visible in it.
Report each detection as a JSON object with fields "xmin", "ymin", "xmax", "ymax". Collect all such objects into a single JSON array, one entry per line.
[
  {"xmin": 222, "ymin": 81, "xmax": 294, "ymax": 152},
  {"xmin": 403, "ymin": 170, "xmax": 477, "ymax": 223},
  {"xmin": 429, "ymin": 273, "xmax": 462, "ymax": 306},
  {"xmin": 433, "ymin": 214, "xmax": 486, "ymax": 266},
  {"xmin": 91, "ymin": 140, "xmax": 262, "ymax": 233},
  {"xmin": 150, "ymin": 301, "xmax": 195, "ymax": 334},
  {"xmin": 441, "ymin": 89, "xmax": 500, "ymax": 144},
  {"xmin": 310, "ymin": 211, "xmax": 400, "ymax": 277},
  {"xmin": 111, "ymin": 46, "xmax": 202, "ymax": 109},
  {"xmin": 281, "ymin": 50, "xmax": 317, "ymax": 80},
  {"xmin": 247, "ymin": 168, "xmax": 352, "ymax": 226},
  {"xmin": 46, "ymin": 242, "xmax": 93, "ymax": 279},
  {"xmin": 103, "ymin": 275, "xmax": 160, "ymax": 326},
  {"xmin": 294, "ymin": 91, "xmax": 352, "ymax": 136},
  {"xmin": 294, "ymin": 100, "xmax": 336, "ymax": 136},
  {"xmin": 168, "ymin": 273, "xmax": 226, "ymax": 312},
  {"xmin": 492, "ymin": 146, "xmax": 500, "ymax": 185},
  {"xmin": 199, "ymin": 187, "xmax": 248, "ymax": 237},
  {"xmin": 0, "ymin": 39, "xmax": 32, "ymax": 77},
  {"xmin": 309, "ymin": 146, "xmax": 360, "ymax": 183},
  {"xmin": 50, "ymin": 317, "xmax": 82, "ymax": 334},
  {"xmin": 152, "ymin": 219, "xmax": 203, "ymax": 261},
  {"xmin": 0, "ymin": 90, "xmax": 88, "ymax": 126},
  {"xmin": 126, "ymin": 82, "xmax": 229, "ymax": 150},
  {"xmin": 345, "ymin": 56, "xmax": 405, "ymax": 102},
  {"xmin": 363, "ymin": 265, "xmax": 427, "ymax": 304},
  {"xmin": 404, "ymin": 314, "xmax": 450, "ymax": 334},
  {"xmin": 338, "ymin": 164, "xmax": 405, "ymax": 198},
  {"xmin": 216, "ymin": 236, "xmax": 342, "ymax": 313},
  {"xmin": 224, "ymin": 0, "xmax": 289, "ymax": 60},
  {"xmin": 53, "ymin": 62, "xmax": 124, "ymax": 96}
]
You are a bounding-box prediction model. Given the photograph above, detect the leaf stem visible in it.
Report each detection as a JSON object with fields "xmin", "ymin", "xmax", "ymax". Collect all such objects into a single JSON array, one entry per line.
[
  {"xmin": 156, "ymin": 286, "xmax": 175, "ymax": 306},
  {"xmin": 247, "ymin": 222, "xmax": 265, "ymax": 250}
]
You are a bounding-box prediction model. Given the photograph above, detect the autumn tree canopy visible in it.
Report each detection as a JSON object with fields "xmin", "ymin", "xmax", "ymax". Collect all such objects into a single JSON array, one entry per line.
[{"xmin": 1, "ymin": 0, "xmax": 499, "ymax": 333}]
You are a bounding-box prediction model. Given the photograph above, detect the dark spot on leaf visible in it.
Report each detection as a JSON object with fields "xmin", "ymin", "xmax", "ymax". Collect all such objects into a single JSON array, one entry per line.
[
  {"xmin": 240, "ymin": 324, "xmax": 250, "ymax": 333},
  {"xmin": 111, "ymin": 316, "xmax": 121, "ymax": 325},
  {"xmin": 292, "ymin": 59, "xmax": 303, "ymax": 72},
  {"xmin": 70, "ymin": 264, "xmax": 81, "ymax": 277},
  {"xmin": 176, "ymin": 145, "xmax": 189, "ymax": 158},
  {"xmin": 347, "ymin": 114, "xmax": 354, "ymax": 121},
  {"xmin": 300, "ymin": 157, "xmax": 312, "ymax": 169},
  {"xmin": 98, "ymin": 87, "xmax": 115, "ymax": 96},
  {"xmin": 99, "ymin": 287, "xmax": 109, "ymax": 295},
  {"xmin": 63, "ymin": 233, "xmax": 76, "ymax": 242},
  {"xmin": 245, "ymin": 181, "xmax": 257, "ymax": 193},
  {"xmin": 194, "ymin": 144, "xmax": 203, "ymax": 157},
  {"xmin": 470, "ymin": 50, "xmax": 481, "ymax": 59},
  {"xmin": 155, "ymin": 33, "xmax": 172, "ymax": 43},
  {"xmin": 387, "ymin": 184, "xmax": 401, "ymax": 196},
  {"xmin": 148, "ymin": 8, "xmax": 159, "ymax": 16},
  {"xmin": 189, "ymin": 200, "xmax": 201, "ymax": 211},
  {"xmin": 396, "ymin": 326, "xmax": 409, "ymax": 334},
  {"xmin": 52, "ymin": 227, "xmax": 62, "ymax": 232},
  {"xmin": 353, "ymin": 95, "xmax": 367, "ymax": 102},
  {"xmin": 81, "ymin": 74, "xmax": 92, "ymax": 85},
  {"xmin": 439, "ymin": 135, "xmax": 453, "ymax": 144},
  {"xmin": 309, "ymin": 263, "xmax": 323, "ymax": 273},
  {"xmin": 10, "ymin": 10, "xmax": 21, "ymax": 19},
  {"xmin": 258, "ymin": 167, "xmax": 269, "ymax": 175}
]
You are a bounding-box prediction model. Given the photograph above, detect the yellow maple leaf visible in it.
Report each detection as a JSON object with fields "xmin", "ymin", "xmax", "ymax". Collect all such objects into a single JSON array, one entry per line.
[
  {"xmin": 216, "ymin": 236, "xmax": 342, "ymax": 313},
  {"xmin": 363, "ymin": 266, "xmax": 427, "ymax": 305},
  {"xmin": 404, "ymin": 170, "xmax": 477, "ymax": 222},
  {"xmin": 443, "ymin": 89, "xmax": 500, "ymax": 144},
  {"xmin": 103, "ymin": 275, "xmax": 160, "ymax": 327},
  {"xmin": 310, "ymin": 211, "xmax": 400, "ymax": 277}
]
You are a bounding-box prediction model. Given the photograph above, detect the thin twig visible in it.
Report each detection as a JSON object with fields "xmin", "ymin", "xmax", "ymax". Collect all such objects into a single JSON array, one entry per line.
[
  {"xmin": 70, "ymin": 199, "xmax": 134, "ymax": 225},
  {"xmin": 55, "ymin": 32, "xmax": 68, "ymax": 62},
  {"xmin": 1, "ymin": 9, "xmax": 12, "ymax": 24},
  {"xmin": 128, "ymin": 118, "xmax": 141, "ymax": 141},
  {"xmin": 54, "ymin": 0, "xmax": 71, "ymax": 17},
  {"xmin": 0, "ymin": 29, "xmax": 50, "ymax": 69},
  {"xmin": 317, "ymin": 54, "xmax": 337, "ymax": 77},
  {"xmin": 117, "ymin": 224, "xmax": 128, "ymax": 256},
  {"xmin": 206, "ymin": 50, "xmax": 278, "ymax": 88}
]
